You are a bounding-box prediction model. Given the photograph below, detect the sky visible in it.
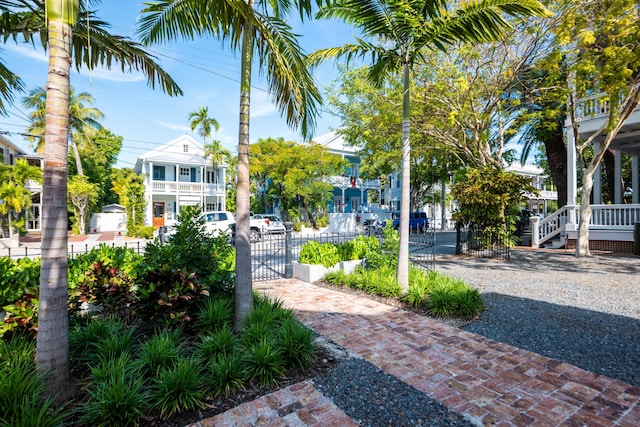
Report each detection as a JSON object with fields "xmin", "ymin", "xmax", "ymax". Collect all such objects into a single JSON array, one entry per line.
[{"xmin": 0, "ymin": 2, "xmax": 358, "ymax": 168}]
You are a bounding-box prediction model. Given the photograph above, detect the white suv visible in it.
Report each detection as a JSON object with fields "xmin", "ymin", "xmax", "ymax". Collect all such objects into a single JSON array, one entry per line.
[{"xmin": 200, "ymin": 211, "xmax": 235, "ymax": 236}]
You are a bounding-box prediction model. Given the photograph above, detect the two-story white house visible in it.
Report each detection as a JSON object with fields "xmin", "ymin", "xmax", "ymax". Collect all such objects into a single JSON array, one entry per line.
[
  {"xmin": 134, "ymin": 135, "xmax": 228, "ymax": 229},
  {"xmin": 531, "ymin": 94, "xmax": 640, "ymax": 253}
]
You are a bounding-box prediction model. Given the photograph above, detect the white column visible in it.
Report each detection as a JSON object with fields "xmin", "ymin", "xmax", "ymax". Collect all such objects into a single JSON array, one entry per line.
[
  {"xmin": 148, "ymin": 161, "xmax": 154, "ymax": 226},
  {"xmin": 614, "ymin": 150, "xmax": 623, "ymax": 204},
  {"xmin": 632, "ymin": 155, "xmax": 639, "ymax": 204},
  {"xmin": 566, "ymin": 127, "xmax": 578, "ymax": 229},
  {"xmin": 593, "ymin": 142, "xmax": 601, "ymax": 204}
]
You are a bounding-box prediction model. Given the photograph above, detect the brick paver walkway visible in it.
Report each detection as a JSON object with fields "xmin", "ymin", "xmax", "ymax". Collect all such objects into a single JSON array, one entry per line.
[{"xmin": 193, "ymin": 278, "xmax": 640, "ymax": 426}]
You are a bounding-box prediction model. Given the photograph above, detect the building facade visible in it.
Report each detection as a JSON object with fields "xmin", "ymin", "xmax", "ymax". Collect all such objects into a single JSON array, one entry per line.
[{"xmin": 134, "ymin": 135, "xmax": 227, "ymax": 228}]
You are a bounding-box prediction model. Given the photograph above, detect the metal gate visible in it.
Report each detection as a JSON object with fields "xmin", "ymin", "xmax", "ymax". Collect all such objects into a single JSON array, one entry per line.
[
  {"xmin": 409, "ymin": 228, "xmax": 436, "ymax": 271},
  {"xmin": 251, "ymin": 232, "xmax": 288, "ymax": 282}
]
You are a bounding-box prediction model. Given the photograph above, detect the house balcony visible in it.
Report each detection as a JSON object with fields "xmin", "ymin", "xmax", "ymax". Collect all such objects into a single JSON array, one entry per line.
[
  {"xmin": 24, "ymin": 179, "xmax": 42, "ymax": 194},
  {"xmin": 151, "ymin": 180, "xmax": 225, "ymax": 196}
]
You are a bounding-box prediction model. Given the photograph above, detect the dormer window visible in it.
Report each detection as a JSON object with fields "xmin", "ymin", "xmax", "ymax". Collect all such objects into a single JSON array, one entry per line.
[{"xmin": 183, "ymin": 144, "xmax": 189, "ymax": 153}]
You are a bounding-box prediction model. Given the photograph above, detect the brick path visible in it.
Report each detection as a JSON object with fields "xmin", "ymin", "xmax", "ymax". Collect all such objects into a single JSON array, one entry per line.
[{"xmin": 191, "ymin": 278, "xmax": 640, "ymax": 426}]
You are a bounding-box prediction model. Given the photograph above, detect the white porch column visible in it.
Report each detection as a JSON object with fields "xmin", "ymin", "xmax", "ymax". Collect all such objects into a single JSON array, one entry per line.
[
  {"xmin": 566, "ymin": 127, "xmax": 578, "ymax": 229},
  {"xmin": 632, "ymin": 155, "xmax": 639, "ymax": 204},
  {"xmin": 614, "ymin": 150, "xmax": 623, "ymax": 204},
  {"xmin": 593, "ymin": 142, "xmax": 602, "ymax": 204},
  {"xmin": 148, "ymin": 161, "xmax": 154, "ymax": 226}
]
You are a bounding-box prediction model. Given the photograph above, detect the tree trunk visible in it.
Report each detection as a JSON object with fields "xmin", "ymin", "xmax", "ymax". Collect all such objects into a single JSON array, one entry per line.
[
  {"xmin": 543, "ymin": 131, "xmax": 568, "ymax": 207},
  {"xmin": 396, "ymin": 63, "xmax": 411, "ymax": 292},
  {"xmin": 36, "ymin": 17, "xmax": 72, "ymax": 401},
  {"xmin": 234, "ymin": 21, "xmax": 255, "ymax": 331},
  {"xmin": 603, "ymin": 148, "xmax": 615, "ymax": 203},
  {"xmin": 576, "ymin": 167, "xmax": 594, "ymax": 257}
]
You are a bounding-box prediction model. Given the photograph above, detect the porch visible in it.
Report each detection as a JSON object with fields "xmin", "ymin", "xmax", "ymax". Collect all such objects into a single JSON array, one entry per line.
[
  {"xmin": 531, "ymin": 92, "xmax": 640, "ymax": 253},
  {"xmin": 531, "ymin": 204, "xmax": 640, "ymax": 253},
  {"xmin": 151, "ymin": 180, "xmax": 225, "ymax": 196}
]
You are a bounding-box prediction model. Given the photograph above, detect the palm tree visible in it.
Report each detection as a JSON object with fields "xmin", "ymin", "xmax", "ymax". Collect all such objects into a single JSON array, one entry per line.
[
  {"xmin": 23, "ymin": 86, "xmax": 104, "ymax": 175},
  {"xmin": 0, "ymin": 0, "xmax": 182, "ymax": 400},
  {"xmin": 312, "ymin": 0, "xmax": 549, "ymax": 290},
  {"xmin": 138, "ymin": 0, "xmax": 322, "ymax": 329},
  {"xmin": 188, "ymin": 106, "xmax": 220, "ymax": 144},
  {"xmin": 205, "ymin": 140, "xmax": 231, "ymax": 176}
]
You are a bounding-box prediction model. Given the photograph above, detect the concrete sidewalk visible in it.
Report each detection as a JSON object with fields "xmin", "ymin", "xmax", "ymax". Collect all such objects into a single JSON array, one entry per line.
[{"xmin": 0, "ymin": 231, "xmax": 149, "ymax": 258}]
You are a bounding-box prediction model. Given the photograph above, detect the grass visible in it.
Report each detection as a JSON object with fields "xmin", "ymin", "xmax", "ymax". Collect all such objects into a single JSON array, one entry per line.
[{"xmin": 325, "ymin": 265, "xmax": 484, "ymax": 319}]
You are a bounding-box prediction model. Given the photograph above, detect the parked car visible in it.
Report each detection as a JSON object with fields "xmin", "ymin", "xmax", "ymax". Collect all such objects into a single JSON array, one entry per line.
[
  {"xmin": 392, "ymin": 212, "xmax": 430, "ymax": 233},
  {"xmin": 160, "ymin": 211, "xmax": 235, "ymax": 243},
  {"xmin": 253, "ymin": 214, "xmax": 286, "ymax": 234}
]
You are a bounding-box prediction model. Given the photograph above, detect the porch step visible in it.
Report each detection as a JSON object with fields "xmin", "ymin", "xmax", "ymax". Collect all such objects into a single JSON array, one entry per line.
[{"xmin": 544, "ymin": 235, "xmax": 566, "ymax": 249}]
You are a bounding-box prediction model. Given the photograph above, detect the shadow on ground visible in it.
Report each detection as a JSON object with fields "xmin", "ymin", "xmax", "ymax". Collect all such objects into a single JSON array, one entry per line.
[{"xmin": 462, "ymin": 292, "xmax": 640, "ymax": 387}]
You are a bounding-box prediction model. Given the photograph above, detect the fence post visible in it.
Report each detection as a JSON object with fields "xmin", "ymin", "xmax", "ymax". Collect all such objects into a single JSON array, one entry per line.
[
  {"xmin": 455, "ymin": 222, "xmax": 462, "ymax": 255},
  {"xmin": 284, "ymin": 221, "xmax": 293, "ymax": 278}
]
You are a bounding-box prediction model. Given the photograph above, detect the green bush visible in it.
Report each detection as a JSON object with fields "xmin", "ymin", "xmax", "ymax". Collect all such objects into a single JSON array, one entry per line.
[
  {"xmin": 204, "ymin": 353, "xmax": 246, "ymax": 397},
  {"xmin": 127, "ymin": 225, "xmax": 155, "ymax": 239},
  {"xmin": 0, "ymin": 338, "xmax": 67, "ymax": 427},
  {"xmin": 136, "ymin": 328, "xmax": 186, "ymax": 379},
  {"xmin": 69, "ymin": 316, "xmax": 134, "ymax": 372},
  {"xmin": 276, "ymin": 318, "xmax": 316, "ymax": 371},
  {"xmin": 195, "ymin": 326, "xmax": 238, "ymax": 362},
  {"xmin": 299, "ymin": 240, "xmax": 341, "ymax": 268},
  {"xmin": 194, "ymin": 297, "xmax": 234, "ymax": 334},
  {"xmin": 150, "ymin": 357, "xmax": 205, "ymax": 419},
  {"xmin": 78, "ymin": 355, "xmax": 148, "ymax": 427},
  {"xmin": 243, "ymin": 337, "xmax": 284, "ymax": 387}
]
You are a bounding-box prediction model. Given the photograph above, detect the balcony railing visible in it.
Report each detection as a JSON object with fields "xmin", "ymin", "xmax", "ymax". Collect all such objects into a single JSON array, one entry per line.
[{"xmin": 151, "ymin": 180, "xmax": 225, "ymax": 195}]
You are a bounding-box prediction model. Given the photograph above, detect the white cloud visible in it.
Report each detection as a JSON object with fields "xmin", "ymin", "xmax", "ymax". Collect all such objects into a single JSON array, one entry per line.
[
  {"xmin": 250, "ymin": 91, "xmax": 277, "ymax": 118},
  {"xmin": 4, "ymin": 43, "xmax": 47, "ymax": 62},
  {"xmin": 155, "ymin": 120, "xmax": 191, "ymax": 132}
]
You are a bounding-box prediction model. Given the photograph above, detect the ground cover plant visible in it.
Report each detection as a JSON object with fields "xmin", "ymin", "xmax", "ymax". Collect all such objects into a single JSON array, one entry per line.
[
  {"xmin": 0, "ymin": 207, "xmax": 319, "ymax": 426},
  {"xmin": 302, "ymin": 225, "xmax": 484, "ymax": 319}
]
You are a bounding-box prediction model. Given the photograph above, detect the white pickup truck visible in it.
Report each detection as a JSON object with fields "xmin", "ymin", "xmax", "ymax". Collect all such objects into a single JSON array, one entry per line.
[{"xmin": 161, "ymin": 211, "xmax": 268, "ymax": 243}]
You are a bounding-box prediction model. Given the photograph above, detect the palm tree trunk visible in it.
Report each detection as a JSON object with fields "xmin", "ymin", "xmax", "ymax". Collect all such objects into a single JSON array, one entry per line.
[
  {"xmin": 234, "ymin": 21, "xmax": 255, "ymax": 331},
  {"xmin": 396, "ymin": 63, "xmax": 411, "ymax": 292},
  {"xmin": 36, "ymin": 16, "xmax": 72, "ymax": 401}
]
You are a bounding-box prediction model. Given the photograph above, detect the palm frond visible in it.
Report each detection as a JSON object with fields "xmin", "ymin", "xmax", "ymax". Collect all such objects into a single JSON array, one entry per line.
[{"xmin": 253, "ymin": 13, "xmax": 321, "ymax": 139}]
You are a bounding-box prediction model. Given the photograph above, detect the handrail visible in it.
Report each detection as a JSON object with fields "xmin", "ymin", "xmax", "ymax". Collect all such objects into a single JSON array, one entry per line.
[{"xmin": 533, "ymin": 204, "xmax": 640, "ymax": 247}]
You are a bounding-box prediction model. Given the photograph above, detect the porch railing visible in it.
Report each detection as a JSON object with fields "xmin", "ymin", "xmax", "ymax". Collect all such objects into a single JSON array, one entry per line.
[
  {"xmin": 151, "ymin": 180, "xmax": 224, "ymax": 195},
  {"xmin": 533, "ymin": 204, "xmax": 640, "ymax": 247}
]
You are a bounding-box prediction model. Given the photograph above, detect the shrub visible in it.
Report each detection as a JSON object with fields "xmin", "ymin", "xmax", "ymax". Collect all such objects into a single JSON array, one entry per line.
[
  {"xmin": 0, "ymin": 338, "xmax": 67, "ymax": 427},
  {"xmin": 136, "ymin": 265, "xmax": 209, "ymax": 326},
  {"xmin": 243, "ymin": 337, "xmax": 285, "ymax": 387},
  {"xmin": 0, "ymin": 257, "xmax": 39, "ymax": 307},
  {"xmin": 127, "ymin": 225, "xmax": 155, "ymax": 239},
  {"xmin": 78, "ymin": 355, "xmax": 147, "ymax": 427},
  {"xmin": 150, "ymin": 357, "xmax": 205, "ymax": 419},
  {"xmin": 195, "ymin": 326, "xmax": 238, "ymax": 362},
  {"xmin": 136, "ymin": 328, "xmax": 186, "ymax": 379},
  {"xmin": 194, "ymin": 297, "xmax": 234, "ymax": 334},
  {"xmin": 69, "ymin": 316, "xmax": 134, "ymax": 371},
  {"xmin": 299, "ymin": 240, "xmax": 341, "ymax": 268},
  {"xmin": 204, "ymin": 353, "xmax": 246, "ymax": 397},
  {"xmin": 276, "ymin": 318, "xmax": 316, "ymax": 371}
]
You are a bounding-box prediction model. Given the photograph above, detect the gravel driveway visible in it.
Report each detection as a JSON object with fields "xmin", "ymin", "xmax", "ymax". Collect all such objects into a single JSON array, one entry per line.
[{"xmin": 436, "ymin": 249, "xmax": 640, "ymax": 387}]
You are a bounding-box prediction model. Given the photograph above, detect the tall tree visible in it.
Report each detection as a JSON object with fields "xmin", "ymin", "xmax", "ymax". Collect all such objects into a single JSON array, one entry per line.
[
  {"xmin": 111, "ymin": 168, "xmax": 146, "ymax": 230},
  {"xmin": 205, "ymin": 140, "xmax": 231, "ymax": 180},
  {"xmin": 250, "ymin": 137, "xmax": 347, "ymax": 222},
  {"xmin": 0, "ymin": 0, "xmax": 183, "ymax": 400},
  {"xmin": 138, "ymin": 0, "xmax": 322, "ymax": 329},
  {"xmin": 312, "ymin": 0, "xmax": 549, "ymax": 290},
  {"xmin": 188, "ymin": 106, "xmax": 220, "ymax": 144},
  {"xmin": 23, "ymin": 86, "xmax": 104, "ymax": 175},
  {"xmin": 556, "ymin": 0, "xmax": 640, "ymax": 256},
  {"xmin": 0, "ymin": 159, "xmax": 41, "ymax": 239}
]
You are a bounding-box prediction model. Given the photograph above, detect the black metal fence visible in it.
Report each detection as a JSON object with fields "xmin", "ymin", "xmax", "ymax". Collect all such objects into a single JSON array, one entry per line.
[
  {"xmin": 455, "ymin": 223, "xmax": 511, "ymax": 260},
  {"xmin": 1, "ymin": 240, "xmax": 147, "ymax": 260},
  {"xmin": 249, "ymin": 224, "xmax": 437, "ymax": 282}
]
